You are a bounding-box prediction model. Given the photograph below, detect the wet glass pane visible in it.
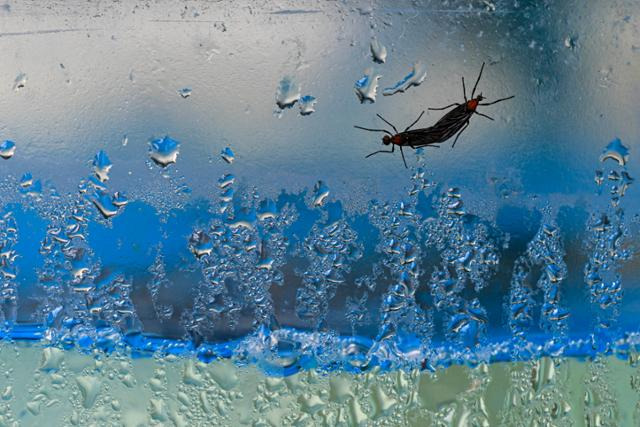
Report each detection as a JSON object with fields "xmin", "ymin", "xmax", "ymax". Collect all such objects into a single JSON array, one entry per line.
[{"xmin": 0, "ymin": 0, "xmax": 638, "ymax": 425}]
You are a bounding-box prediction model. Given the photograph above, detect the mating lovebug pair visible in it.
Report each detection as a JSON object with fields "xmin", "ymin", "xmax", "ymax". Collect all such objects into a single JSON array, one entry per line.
[{"xmin": 354, "ymin": 62, "xmax": 514, "ymax": 168}]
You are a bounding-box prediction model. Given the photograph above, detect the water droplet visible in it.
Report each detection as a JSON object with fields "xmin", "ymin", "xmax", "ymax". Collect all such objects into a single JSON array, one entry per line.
[
  {"xmin": 208, "ymin": 360, "xmax": 239, "ymax": 390},
  {"xmin": 39, "ymin": 347, "xmax": 64, "ymax": 371},
  {"xmin": 312, "ymin": 181, "xmax": 329, "ymax": 207},
  {"xmin": 92, "ymin": 150, "xmax": 112, "ymax": 182},
  {"xmin": 298, "ymin": 393, "xmax": 326, "ymax": 414},
  {"xmin": 26, "ymin": 400, "xmax": 40, "ymax": 415},
  {"xmin": 343, "ymin": 341, "xmax": 371, "ymax": 368},
  {"xmin": 370, "ymin": 38, "xmax": 387, "ymax": 63},
  {"xmin": 229, "ymin": 207, "xmax": 257, "ymax": 229},
  {"xmin": 354, "ymin": 68, "xmax": 380, "ymax": 103},
  {"xmin": 75, "ymin": 376, "xmax": 101, "ymax": 408},
  {"xmin": 19, "ymin": 173, "xmax": 41, "ymax": 196},
  {"xmin": 220, "ymin": 188, "xmax": 234, "ymax": 202},
  {"xmin": 258, "ymin": 199, "xmax": 277, "ymax": 220},
  {"xmin": 275, "ymin": 76, "xmax": 301, "ymax": 109},
  {"xmin": 149, "ymin": 136, "xmax": 180, "ymax": 167},
  {"xmin": 218, "ymin": 173, "xmax": 235, "ymax": 189},
  {"xmin": 545, "ymin": 264, "xmax": 564, "ymax": 282},
  {"xmin": 13, "ymin": 73, "xmax": 27, "ymax": 91},
  {"xmin": 0, "ymin": 140, "xmax": 16, "ymax": 159},
  {"xmin": 618, "ymin": 171, "xmax": 634, "ymax": 196},
  {"xmin": 112, "ymin": 191, "xmax": 129, "ymax": 207},
  {"xmin": 370, "ymin": 384, "xmax": 397, "ymax": 418},
  {"xmin": 189, "ymin": 231, "xmax": 213, "ymax": 258},
  {"xmin": 600, "ymin": 138, "xmax": 629, "ymax": 166},
  {"xmin": 178, "ymin": 87, "xmax": 192, "ymax": 98},
  {"xmin": 299, "ymin": 95, "xmax": 317, "ymax": 115},
  {"xmin": 88, "ymin": 175, "xmax": 108, "ymax": 191},
  {"xmin": 150, "ymin": 399, "xmax": 168, "ymax": 422},
  {"xmin": 382, "ymin": 62, "xmax": 427, "ymax": 96},
  {"xmin": 221, "ymin": 146, "xmax": 235, "ymax": 164},
  {"xmin": 257, "ymin": 257, "xmax": 274, "ymax": 270},
  {"xmin": 92, "ymin": 192, "xmax": 119, "ymax": 219},
  {"xmin": 183, "ymin": 360, "xmax": 204, "ymax": 385},
  {"xmin": 564, "ymin": 35, "xmax": 578, "ymax": 49},
  {"xmin": 542, "ymin": 223, "xmax": 558, "ymax": 237},
  {"xmin": 594, "ymin": 170, "xmax": 604, "ymax": 185},
  {"xmin": 1, "ymin": 386, "xmax": 12, "ymax": 401}
]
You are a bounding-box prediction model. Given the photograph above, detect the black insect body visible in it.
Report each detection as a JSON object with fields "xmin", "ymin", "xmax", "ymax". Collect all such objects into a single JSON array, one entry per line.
[
  {"xmin": 420, "ymin": 62, "xmax": 514, "ymax": 148},
  {"xmin": 354, "ymin": 111, "xmax": 439, "ymax": 168},
  {"xmin": 355, "ymin": 62, "xmax": 514, "ymax": 168}
]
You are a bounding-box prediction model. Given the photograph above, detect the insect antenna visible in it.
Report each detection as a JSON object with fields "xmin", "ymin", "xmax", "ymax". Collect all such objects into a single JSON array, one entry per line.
[
  {"xmin": 354, "ymin": 125, "xmax": 393, "ymax": 136},
  {"xmin": 376, "ymin": 114, "xmax": 399, "ymax": 134},
  {"xmin": 404, "ymin": 111, "xmax": 425, "ymax": 131},
  {"xmin": 428, "ymin": 103, "xmax": 460, "ymax": 111},
  {"xmin": 471, "ymin": 62, "xmax": 485, "ymax": 98},
  {"xmin": 462, "ymin": 76, "xmax": 467, "ymax": 101},
  {"xmin": 479, "ymin": 95, "xmax": 515, "ymax": 106}
]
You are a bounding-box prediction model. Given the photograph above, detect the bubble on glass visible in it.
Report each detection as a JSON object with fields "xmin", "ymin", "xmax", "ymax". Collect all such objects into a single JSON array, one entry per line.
[
  {"xmin": 111, "ymin": 191, "xmax": 129, "ymax": 207},
  {"xmin": 229, "ymin": 207, "xmax": 258, "ymax": 230},
  {"xmin": 275, "ymin": 76, "xmax": 301, "ymax": 109},
  {"xmin": 178, "ymin": 87, "xmax": 192, "ymax": 98},
  {"xmin": 92, "ymin": 150, "xmax": 112, "ymax": 182},
  {"xmin": 189, "ymin": 230, "xmax": 213, "ymax": 258},
  {"xmin": 564, "ymin": 35, "xmax": 578, "ymax": 49},
  {"xmin": 12, "ymin": 73, "xmax": 27, "ymax": 91},
  {"xmin": 312, "ymin": 180, "xmax": 330, "ymax": 207},
  {"xmin": 19, "ymin": 173, "xmax": 41, "ymax": 197},
  {"xmin": 75, "ymin": 376, "xmax": 101, "ymax": 409},
  {"xmin": 382, "ymin": 62, "xmax": 427, "ymax": 96},
  {"xmin": 600, "ymin": 138, "xmax": 629, "ymax": 166},
  {"xmin": 218, "ymin": 173, "xmax": 235, "ymax": 189},
  {"xmin": 149, "ymin": 136, "xmax": 180, "ymax": 167},
  {"xmin": 92, "ymin": 192, "xmax": 119, "ymax": 219},
  {"xmin": 221, "ymin": 146, "xmax": 235, "ymax": 164},
  {"xmin": 299, "ymin": 95, "xmax": 317, "ymax": 115},
  {"xmin": 220, "ymin": 187, "xmax": 234, "ymax": 202},
  {"xmin": 19, "ymin": 172, "xmax": 33, "ymax": 188},
  {"xmin": 0, "ymin": 140, "xmax": 16, "ymax": 159},
  {"xmin": 354, "ymin": 68, "xmax": 381, "ymax": 103},
  {"xmin": 257, "ymin": 198, "xmax": 277, "ymax": 221},
  {"xmin": 594, "ymin": 170, "xmax": 604, "ymax": 185},
  {"xmin": 370, "ymin": 38, "xmax": 387, "ymax": 63}
]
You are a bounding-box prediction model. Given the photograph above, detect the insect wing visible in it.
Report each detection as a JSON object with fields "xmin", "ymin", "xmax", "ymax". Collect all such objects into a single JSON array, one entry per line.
[
  {"xmin": 407, "ymin": 107, "xmax": 472, "ymax": 147},
  {"xmin": 402, "ymin": 127, "xmax": 443, "ymax": 147}
]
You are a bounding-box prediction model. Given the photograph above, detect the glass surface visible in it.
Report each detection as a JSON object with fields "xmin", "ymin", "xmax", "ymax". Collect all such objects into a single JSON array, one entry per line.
[{"xmin": 0, "ymin": 0, "xmax": 638, "ymax": 425}]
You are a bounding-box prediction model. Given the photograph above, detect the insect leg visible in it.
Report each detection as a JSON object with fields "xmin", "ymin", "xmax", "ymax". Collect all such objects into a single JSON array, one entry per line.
[
  {"xmin": 451, "ymin": 121, "xmax": 469, "ymax": 148},
  {"xmin": 354, "ymin": 125, "xmax": 393, "ymax": 135},
  {"xmin": 479, "ymin": 95, "xmax": 515, "ymax": 106},
  {"xmin": 376, "ymin": 114, "xmax": 399, "ymax": 134},
  {"xmin": 366, "ymin": 144, "xmax": 395, "ymax": 158},
  {"xmin": 399, "ymin": 146, "xmax": 408, "ymax": 168},
  {"xmin": 471, "ymin": 62, "xmax": 485, "ymax": 98},
  {"xmin": 404, "ymin": 111, "xmax": 425, "ymax": 131},
  {"xmin": 428, "ymin": 103, "xmax": 460, "ymax": 111},
  {"xmin": 474, "ymin": 111, "xmax": 494, "ymax": 120},
  {"xmin": 462, "ymin": 76, "xmax": 467, "ymax": 102}
]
